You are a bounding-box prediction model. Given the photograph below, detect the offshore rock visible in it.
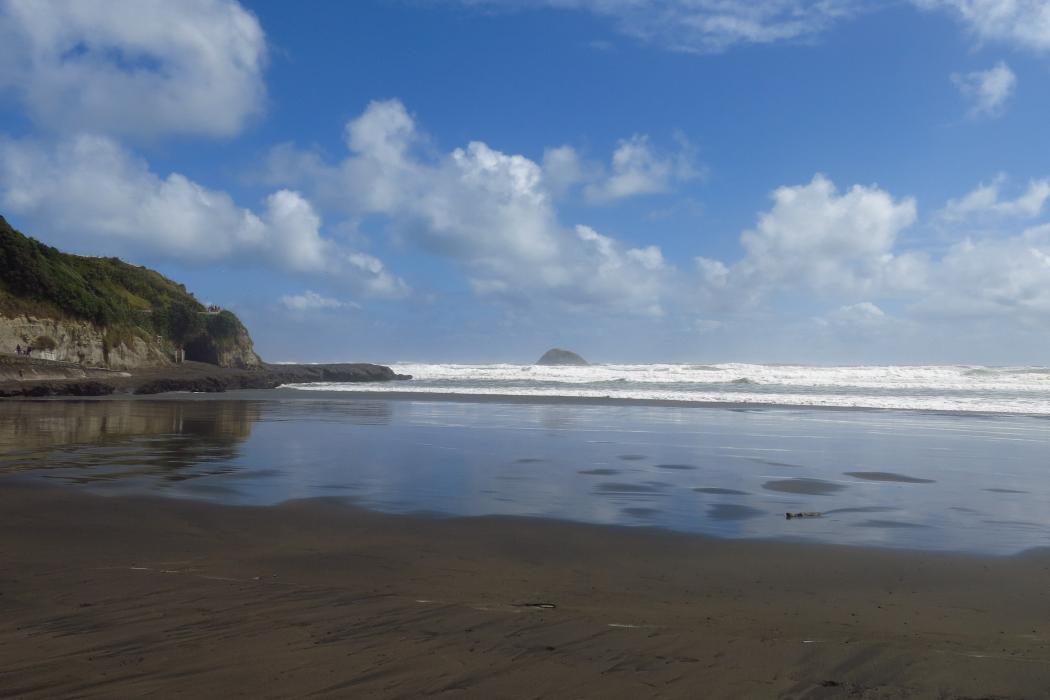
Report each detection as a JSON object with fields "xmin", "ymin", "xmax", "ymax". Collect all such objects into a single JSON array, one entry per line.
[{"xmin": 536, "ymin": 348, "xmax": 588, "ymax": 366}]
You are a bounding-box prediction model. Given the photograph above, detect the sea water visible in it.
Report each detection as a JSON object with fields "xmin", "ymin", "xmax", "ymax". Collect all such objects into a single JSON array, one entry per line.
[{"xmin": 283, "ymin": 363, "xmax": 1050, "ymax": 414}]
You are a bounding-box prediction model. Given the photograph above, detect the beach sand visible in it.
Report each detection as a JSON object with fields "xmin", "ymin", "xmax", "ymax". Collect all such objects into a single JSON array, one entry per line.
[{"xmin": 1, "ymin": 480, "xmax": 1048, "ymax": 699}]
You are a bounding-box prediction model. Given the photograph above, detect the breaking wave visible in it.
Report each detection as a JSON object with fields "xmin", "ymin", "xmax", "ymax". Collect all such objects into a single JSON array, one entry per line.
[{"xmin": 283, "ymin": 363, "xmax": 1050, "ymax": 414}]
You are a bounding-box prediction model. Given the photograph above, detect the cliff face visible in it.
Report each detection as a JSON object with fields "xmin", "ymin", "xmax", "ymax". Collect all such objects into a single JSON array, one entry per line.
[
  {"xmin": 0, "ymin": 215, "xmax": 262, "ymax": 370},
  {"xmin": 0, "ymin": 314, "xmax": 174, "ymax": 369},
  {"xmin": 183, "ymin": 314, "xmax": 261, "ymax": 369}
]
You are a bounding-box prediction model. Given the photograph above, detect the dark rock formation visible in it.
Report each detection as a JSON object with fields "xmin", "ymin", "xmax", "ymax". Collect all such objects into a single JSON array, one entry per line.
[
  {"xmin": 536, "ymin": 348, "xmax": 588, "ymax": 366},
  {"xmin": 0, "ymin": 359, "xmax": 411, "ymax": 398}
]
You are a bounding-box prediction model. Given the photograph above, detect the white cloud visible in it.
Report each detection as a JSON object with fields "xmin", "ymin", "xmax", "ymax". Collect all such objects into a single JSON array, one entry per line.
[
  {"xmin": 458, "ymin": 1, "xmax": 861, "ymax": 53},
  {"xmin": 915, "ymin": 224, "xmax": 1050, "ymax": 320},
  {"xmin": 915, "ymin": 0, "xmax": 1050, "ymax": 52},
  {"xmin": 693, "ymin": 173, "xmax": 1050, "ymax": 333},
  {"xmin": 542, "ymin": 145, "xmax": 589, "ymax": 197},
  {"xmin": 263, "ymin": 99, "xmax": 673, "ymax": 315},
  {"xmin": 0, "ymin": 0, "xmax": 267, "ymax": 139},
  {"xmin": 697, "ymin": 174, "xmax": 923, "ymax": 305},
  {"xmin": 824, "ymin": 301, "xmax": 889, "ymax": 327},
  {"xmin": 583, "ymin": 134, "xmax": 697, "ymax": 203},
  {"xmin": 280, "ymin": 290, "xmax": 359, "ymax": 312},
  {"xmin": 951, "ymin": 61, "xmax": 1016, "ymax": 117},
  {"xmin": 940, "ymin": 174, "xmax": 1050, "ymax": 221},
  {"xmin": 0, "ymin": 135, "xmax": 407, "ymax": 298}
]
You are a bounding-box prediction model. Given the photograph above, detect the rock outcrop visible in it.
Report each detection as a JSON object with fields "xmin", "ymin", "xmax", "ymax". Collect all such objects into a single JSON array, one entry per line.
[
  {"xmin": 536, "ymin": 348, "xmax": 588, "ymax": 366},
  {"xmin": 0, "ymin": 314, "xmax": 175, "ymax": 369},
  {"xmin": 0, "ymin": 215, "xmax": 262, "ymax": 370},
  {"xmin": 0, "ymin": 359, "xmax": 411, "ymax": 398}
]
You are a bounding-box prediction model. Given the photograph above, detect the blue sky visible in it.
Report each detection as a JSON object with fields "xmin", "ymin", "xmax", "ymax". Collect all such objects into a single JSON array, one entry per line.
[{"xmin": 2, "ymin": 0, "xmax": 1050, "ymax": 364}]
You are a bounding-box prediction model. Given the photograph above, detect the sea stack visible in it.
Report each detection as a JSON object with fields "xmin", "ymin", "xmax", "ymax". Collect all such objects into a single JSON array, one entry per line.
[{"xmin": 536, "ymin": 348, "xmax": 588, "ymax": 366}]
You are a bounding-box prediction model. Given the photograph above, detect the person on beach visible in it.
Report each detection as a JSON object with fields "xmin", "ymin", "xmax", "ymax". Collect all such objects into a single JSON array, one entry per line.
[
  {"xmin": 25, "ymin": 346, "xmax": 32, "ymax": 358},
  {"xmin": 14, "ymin": 344, "xmax": 20, "ymax": 356}
]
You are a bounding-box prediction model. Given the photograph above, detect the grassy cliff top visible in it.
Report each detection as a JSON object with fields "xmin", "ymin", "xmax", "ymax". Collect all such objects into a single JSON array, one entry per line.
[{"xmin": 0, "ymin": 215, "xmax": 248, "ymax": 349}]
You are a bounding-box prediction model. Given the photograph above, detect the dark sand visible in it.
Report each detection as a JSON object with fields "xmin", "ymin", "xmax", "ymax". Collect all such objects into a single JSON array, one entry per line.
[{"xmin": 1, "ymin": 481, "xmax": 1049, "ymax": 699}]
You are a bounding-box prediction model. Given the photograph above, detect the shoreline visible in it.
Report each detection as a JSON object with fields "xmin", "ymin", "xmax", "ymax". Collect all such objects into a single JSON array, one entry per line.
[
  {"xmin": 9, "ymin": 384, "xmax": 1050, "ymax": 419},
  {"xmin": 274, "ymin": 386, "xmax": 1050, "ymax": 418},
  {"xmin": 1, "ymin": 479, "xmax": 1048, "ymax": 698},
  {"xmin": 0, "ymin": 358, "xmax": 410, "ymax": 398}
]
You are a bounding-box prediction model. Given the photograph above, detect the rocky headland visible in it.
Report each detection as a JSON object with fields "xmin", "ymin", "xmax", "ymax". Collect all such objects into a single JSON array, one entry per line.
[
  {"xmin": 0, "ymin": 216, "xmax": 409, "ymax": 397},
  {"xmin": 0, "ymin": 353, "xmax": 409, "ymax": 399}
]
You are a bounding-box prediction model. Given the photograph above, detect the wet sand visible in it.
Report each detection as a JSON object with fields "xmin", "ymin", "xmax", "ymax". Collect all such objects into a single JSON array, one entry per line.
[{"xmin": 1, "ymin": 480, "xmax": 1049, "ymax": 699}]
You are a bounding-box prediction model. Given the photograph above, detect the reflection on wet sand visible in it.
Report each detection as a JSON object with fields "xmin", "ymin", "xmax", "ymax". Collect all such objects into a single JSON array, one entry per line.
[
  {"xmin": 2, "ymin": 397, "xmax": 1050, "ymax": 554},
  {"xmin": 845, "ymin": 471, "xmax": 935, "ymax": 483},
  {"xmin": 762, "ymin": 478, "xmax": 846, "ymax": 496},
  {"xmin": 707, "ymin": 504, "xmax": 765, "ymax": 520},
  {"xmin": 0, "ymin": 400, "xmax": 261, "ymax": 483}
]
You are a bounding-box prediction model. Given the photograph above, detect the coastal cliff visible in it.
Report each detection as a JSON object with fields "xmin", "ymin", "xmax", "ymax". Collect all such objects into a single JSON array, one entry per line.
[
  {"xmin": 0, "ymin": 215, "xmax": 410, "ymax": 397},
  {"xmin": 0, "ymin": 215, "xmax": 260, "ymax": 370}
]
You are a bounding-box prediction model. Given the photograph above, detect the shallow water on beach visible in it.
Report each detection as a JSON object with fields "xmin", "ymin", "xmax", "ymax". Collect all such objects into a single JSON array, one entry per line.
[{"xmin": 1, "ymin": 395, "xmax": 1049, "ymax": 554}]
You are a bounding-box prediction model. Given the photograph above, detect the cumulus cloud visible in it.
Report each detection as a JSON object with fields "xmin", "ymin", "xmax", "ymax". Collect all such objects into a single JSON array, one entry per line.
[
  {"xmin": 542, "ymin": 145, "xmax": 589, "ymax": 198},
  {"xmin": 583, "ymin": 134, "xmax": 697, "ymax": 203},
  {"xmin": 915, "ymin": 0, "xmax": 1050, "ymax": 52},
  {"xmin": 280, "ymin": 291, "xmax": 359, "ymax": 312},
  {"xmin": 692, "ymin": 172, "xmax": 1050, "ymax": 332},
  {"xmin": 915, "ymin": 224, "xmax": 1050, "ymax": 320},
  {"xmin": 0, "ymin": 0, "xmax": 267, "ymax": 139},
  {"xmin": 456, "ymin": 0, "xmax": 861, "ymax": 53},
  {"xmin": 822, "ymin": 301, "xmax": 889, "ymax": 328},
  {"xmin": 263, "ymin": 99, "xmax": 673, "ymax": 315},
  {"xmin": 940, "ymin": 174, "xmax": 1050, "ymax": 221},
  {"xmin": 0, "ymin": 135, "xmax": 407, "ymax": 297},
  {"xmin": 951, "ymin": 61, "xmax": 1016, "ymax": 118},
  {"xmin": 696, "ymin": 174, "xmax": 923, "ymax": 305}
]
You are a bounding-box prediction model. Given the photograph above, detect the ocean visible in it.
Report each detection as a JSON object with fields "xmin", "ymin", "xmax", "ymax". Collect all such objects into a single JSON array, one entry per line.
[{"xmin": 283, "ymin": 363, "xmax": 1050, "ymax": 414}]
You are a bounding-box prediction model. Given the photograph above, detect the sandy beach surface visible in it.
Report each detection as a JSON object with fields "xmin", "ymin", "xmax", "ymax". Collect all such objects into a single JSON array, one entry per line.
[{"xmin": 1, "ymin": 479, "xmax": 1048, "ymax": 699}]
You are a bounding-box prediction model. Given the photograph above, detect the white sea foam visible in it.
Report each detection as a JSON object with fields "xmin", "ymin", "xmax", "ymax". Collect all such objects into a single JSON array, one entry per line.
[{"xmin": 282, "ymin": 363, "xmax": 1050, "ymax": 414}]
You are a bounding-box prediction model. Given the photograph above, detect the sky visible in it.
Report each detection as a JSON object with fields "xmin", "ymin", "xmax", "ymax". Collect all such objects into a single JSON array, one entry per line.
[{"xmin": 1, "ymin": 0, "xmax": 1050, "ymax": 365}]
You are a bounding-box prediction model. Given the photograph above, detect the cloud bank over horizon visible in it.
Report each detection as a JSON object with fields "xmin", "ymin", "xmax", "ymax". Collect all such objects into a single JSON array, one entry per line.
[{"xmin": 0, "ymin": 0, "xmax": 1048, "ymax": 362}]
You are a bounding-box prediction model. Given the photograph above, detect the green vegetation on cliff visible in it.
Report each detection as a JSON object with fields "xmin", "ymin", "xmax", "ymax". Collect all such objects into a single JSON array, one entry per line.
[{"xmin": 0, "ymin": 215, "xmax": 257, "ymax": 364}]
